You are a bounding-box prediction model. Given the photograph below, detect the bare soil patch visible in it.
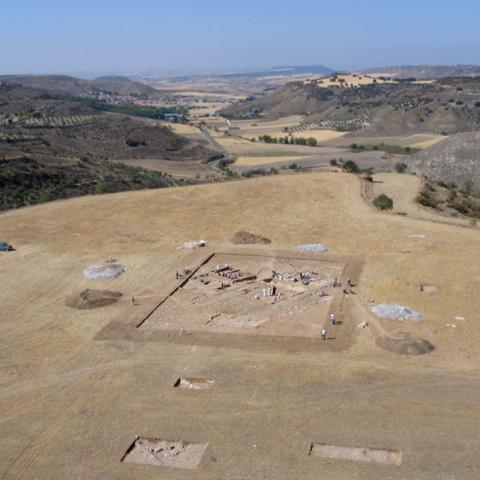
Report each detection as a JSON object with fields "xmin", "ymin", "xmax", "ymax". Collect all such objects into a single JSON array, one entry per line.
[
  {"xmin": 141, "ymin": 252, "xmax": 353, "ymax": 347},
  {"xmin": 231, "ymin": 230, "xmax": 271, "ymax": 245},
  {"xmin": 309, "ymin": 442, "xmax": 402, "ymax": 466},
  {"xmin": 122, "ymin": 437, "xmax": 208, "ymax": 469}
]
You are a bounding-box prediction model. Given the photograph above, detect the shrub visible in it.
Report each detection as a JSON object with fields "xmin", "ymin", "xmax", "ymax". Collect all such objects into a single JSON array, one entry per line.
[
  {"xmin": 329, "ymin": 159, "xmax": 338, "ymax": 166},
  {"xmin": 125, "ymin": 138, "xmax": 145, "ymax": 147},
  {"xmin": 342, "ymin": 160, "xmax": 360, "ymax": 173},
  {"xmin": 463, "ymin": 179, "xmax": 474, "ymax": 195},
  {"xmin": 395, "ymin": 162, "xmax": 408, "ymax": 173},
  {"xmin": 217, "ymin": 158, "xmax": 233, "ymax": 170},
  {"xmin": 307, "ymin": 137, "xmax": 318, "ymax": 147},
  {"xmin": 416, "ymin": 191, "xmax": 439, "ymax": 208},
  {"xmin": 373, "ymin": 194, "xmax": 393, "ymax": 210}
]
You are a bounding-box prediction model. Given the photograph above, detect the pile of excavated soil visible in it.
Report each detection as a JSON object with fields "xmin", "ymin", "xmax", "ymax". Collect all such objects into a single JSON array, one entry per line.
[
  {"xmin": 66, "ymin": 289, "xmax": 122, "ymax": 309},
  {"xmin": 376, "ymin": 331, "xmax": 435, "ymax": 355},
  {"xmin": 372, "ymin": 304, "xmax": 423, "ymax": 321},
  {"xmin": 231, "ymin": 230, "xmax": 271, "ymax": 245}
]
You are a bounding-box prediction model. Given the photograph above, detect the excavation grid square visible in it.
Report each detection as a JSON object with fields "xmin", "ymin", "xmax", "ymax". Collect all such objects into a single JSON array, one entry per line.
[{"xmin": 142, "ymin": 253, "xmax": 346, "ymax": 339}]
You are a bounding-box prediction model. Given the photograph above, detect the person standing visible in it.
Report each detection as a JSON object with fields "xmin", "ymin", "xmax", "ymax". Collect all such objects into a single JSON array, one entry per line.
[
  {"xmin": 330, "ymin": 312, "xmax": 336, "ymax": 325},
  {"xmin": 321, "ymin": 328, "xmax": 327, "ymax": 341}
]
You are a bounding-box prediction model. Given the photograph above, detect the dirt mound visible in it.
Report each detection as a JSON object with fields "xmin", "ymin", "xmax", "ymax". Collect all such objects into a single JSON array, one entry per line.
[
  {"xmin": 376, "ymin": 331, "xmax": 435, "ymax": 355},
  {"xmin": 66, "ymin": 289, "xmax": 122, "ymax": 309},
  {"xmin": 231, "ymin": 230, "xmax": 271, "ymax": 245}
]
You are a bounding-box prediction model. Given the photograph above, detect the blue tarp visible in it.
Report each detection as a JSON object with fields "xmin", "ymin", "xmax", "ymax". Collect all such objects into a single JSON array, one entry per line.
[{"xmin": 0, "ymin": 242, "xmax": 13, "ymax": 251}]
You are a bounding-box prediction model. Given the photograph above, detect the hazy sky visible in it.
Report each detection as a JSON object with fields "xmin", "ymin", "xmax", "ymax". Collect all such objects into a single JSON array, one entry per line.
[{"xmin": 1, "ymin": 0, "xmax": 479, "ymax": 76}]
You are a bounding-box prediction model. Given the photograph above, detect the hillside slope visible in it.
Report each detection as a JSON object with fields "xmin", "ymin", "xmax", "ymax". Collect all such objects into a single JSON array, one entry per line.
[
  {"xmin": 0, "ymin": 83, "xmax": 214, "ymax": 210},
  {"xmin": 410, "ymin": 131, "xmax": 480, "ymax": 194},
  {"xmin": 221, "ymin": 77, "xmax": 480, "ymax": 135}
]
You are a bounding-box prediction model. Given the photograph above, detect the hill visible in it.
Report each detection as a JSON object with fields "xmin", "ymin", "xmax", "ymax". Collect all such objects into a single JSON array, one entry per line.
[
  {"xmin": 89, "ymin": 76, "xmax": 159, "ymax": 96},
  {"xmin": 220, "ymin": 64, "xmax": 334, "ymax": 78},
  {"xmin": 0, "ymin": 83, "xmax": 214, "ymax": 210},
  {"xmin": 410, "ymin": 131, "xmax": 480, "ymax": 194},
  {"xmin": 363, "ymin": 65, "xmax": 480, "ymax": 80},
  {"xmin": 220, "ymin": 76, "xmax": 480, "ymax": 135},
  {"xmin": 0, "ymin": 74, "xmax": 159, "ymax": 97}
]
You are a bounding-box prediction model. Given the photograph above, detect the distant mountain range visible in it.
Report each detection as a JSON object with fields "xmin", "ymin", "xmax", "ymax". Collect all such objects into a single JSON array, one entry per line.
[{"xmin": 221, "ymin": 65, "xmax": 334, "ymax": 78}]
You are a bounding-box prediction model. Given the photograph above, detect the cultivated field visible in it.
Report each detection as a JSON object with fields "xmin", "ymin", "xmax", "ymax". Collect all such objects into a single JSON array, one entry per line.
[
  {"xmin": 212, "ymin": 131, "xmax": 402, "ymax": 171},
  {"xmin": 0, "ymin": 172, "xmax": 479, "ymax": 479},
  {"xmin": 324, "ymin": 133, "xmax": 448, "ymax": 149}
]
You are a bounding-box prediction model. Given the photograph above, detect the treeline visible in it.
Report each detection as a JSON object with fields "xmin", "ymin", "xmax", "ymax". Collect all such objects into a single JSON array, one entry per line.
[
  {"xmin": 0, "ymin": 156, "xmax": 187, "ymax": 211},
  {"xmin": 256, "ymin": 135, "xmax": 318, "ymax": 146},
  {"xmin": 80, "ymin": 98, "xmax": 188, "ymax": 122}
]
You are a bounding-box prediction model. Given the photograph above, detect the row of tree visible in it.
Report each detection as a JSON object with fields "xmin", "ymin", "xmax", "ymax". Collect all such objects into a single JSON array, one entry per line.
[{"xmin": 256, "ymin": 135, "xmax": 318, "ymax": 146}]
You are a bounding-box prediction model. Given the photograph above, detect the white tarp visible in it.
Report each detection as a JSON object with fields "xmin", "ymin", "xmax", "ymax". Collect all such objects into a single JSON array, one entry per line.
[
  {"xmin": 371, "ymin": 304, "xmax": 423, "ymax": 321},
  {"xmin": 84, "ymin": 264, "xmax": 125, "ymax": 279},
  {"xmin": 295, "ymin": 243, "xmax": 328, "ymax": 253}
]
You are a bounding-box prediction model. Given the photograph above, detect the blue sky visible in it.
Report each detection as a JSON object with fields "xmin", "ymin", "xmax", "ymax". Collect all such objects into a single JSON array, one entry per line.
[{"xmin": 1, "ymin": 0, "xmax": 479, "ymax": 76}]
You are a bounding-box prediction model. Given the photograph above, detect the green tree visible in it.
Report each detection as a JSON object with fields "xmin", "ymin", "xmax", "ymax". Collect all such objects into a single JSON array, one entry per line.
[
  {"xmin": 373, "ymin": 194, "xmax": 394, "ymax": 210},
  {"xmin": 342, "ymin": 160, "xmax": 360, "ymax": 173}
]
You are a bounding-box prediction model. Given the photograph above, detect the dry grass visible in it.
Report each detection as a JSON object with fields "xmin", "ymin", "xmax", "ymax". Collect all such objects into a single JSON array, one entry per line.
[
  {"xmin": 409, "ymin": 135, "xmax": 448, "ymax": 149},
  {"xmin": 1, "ymin": 172, "xmax": 480, "ymax": 479},
  {"xmin": 369, "ymin": 172, "xmax": 468, "ymax": 226},
  {"xmin": 174, "ymin": 91, "xmax": 245, "ymax": 100},
  {"xmin": 167, "ymin": 123, "xmax": 203, "ymax": 135},
  {"xmin": 292, "ymin": 129, "xmax": 347, "ymax": 142},
  {"xmin": 234, "ymin": 154, "xmax": 307, "ymax": 166},
  {"xmin": 188, "ymin": 102, "xmax": 225, "ymax": 118},
  {"xmin": 307, "ymin": 74, "xmax": 393, "ymax": 88}
]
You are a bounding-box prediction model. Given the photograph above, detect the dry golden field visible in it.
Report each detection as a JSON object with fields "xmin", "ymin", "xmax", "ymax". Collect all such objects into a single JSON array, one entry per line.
[
  {"xmin": 0, "ymin": 172, "xmax": 479, "ymax": 479},
  {"xmin": 307, "ymin": 74, "xmax": 393, "ymax": 88},
  {"xmin": 234, "ymin": 154, "xmax": 308, "ymax": 166}
]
